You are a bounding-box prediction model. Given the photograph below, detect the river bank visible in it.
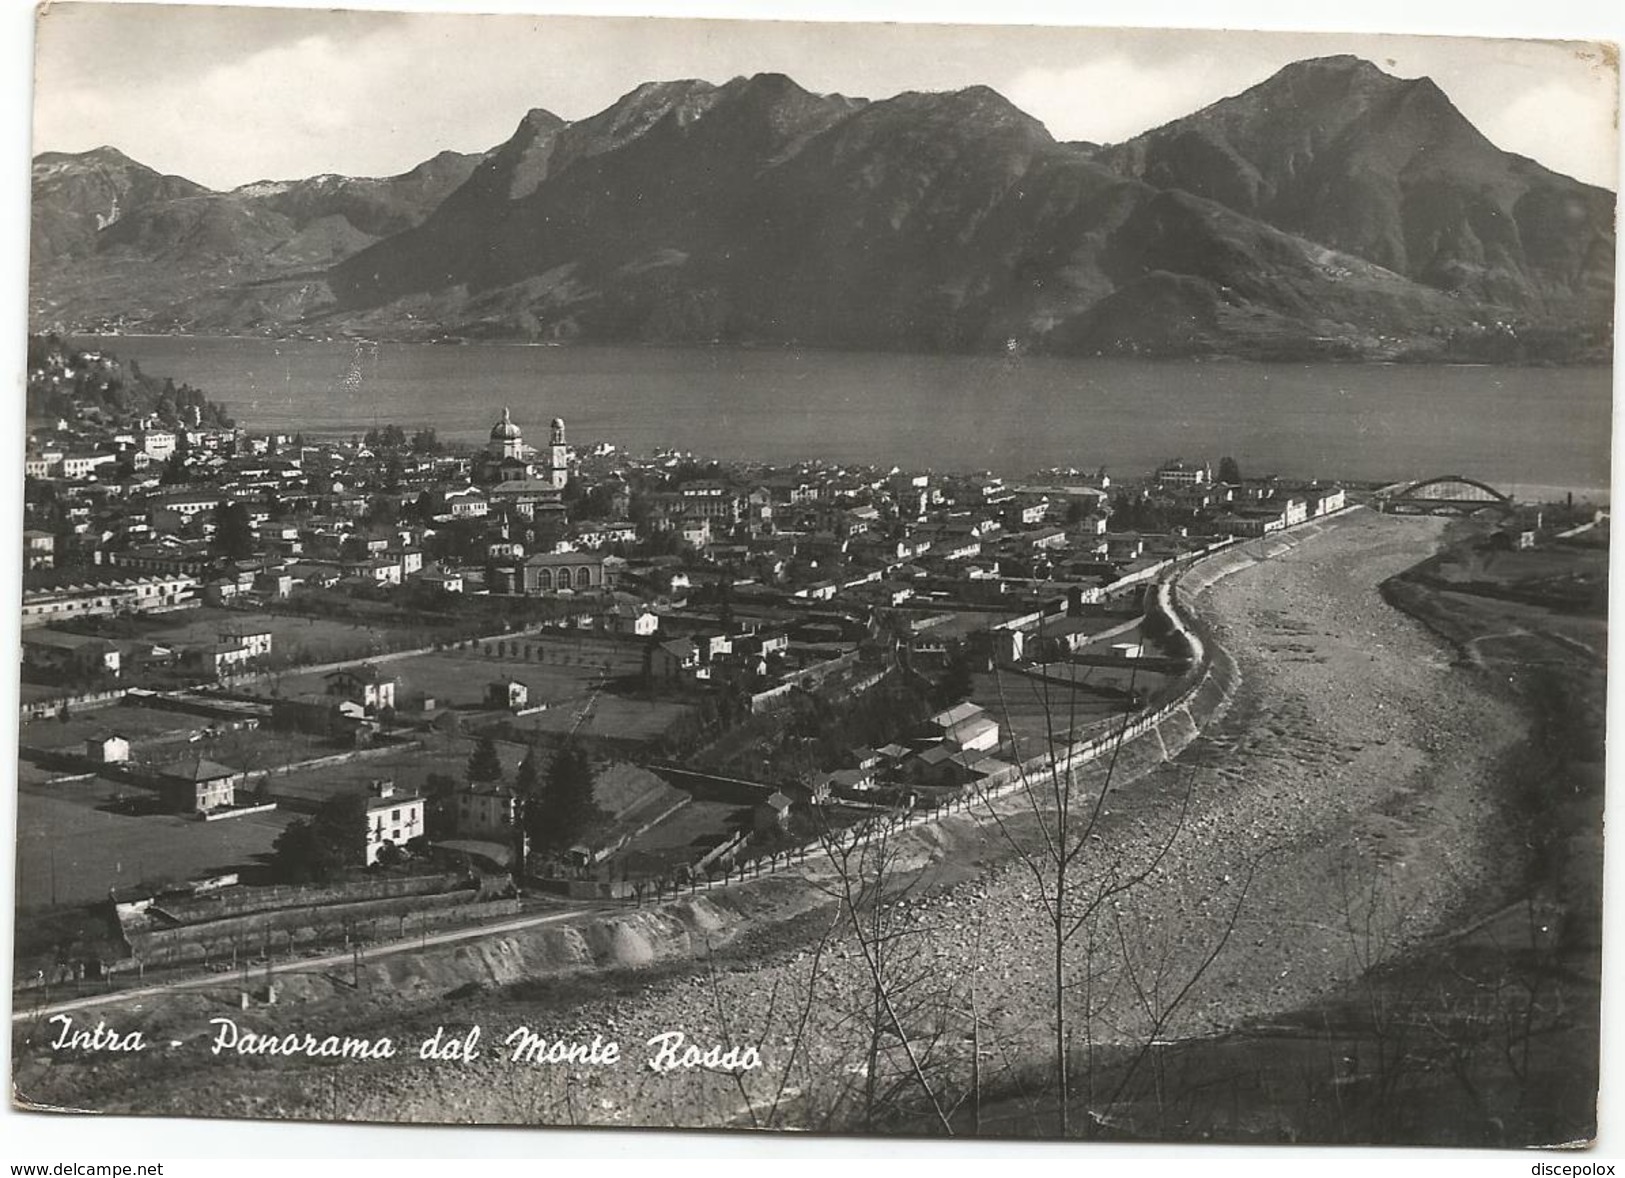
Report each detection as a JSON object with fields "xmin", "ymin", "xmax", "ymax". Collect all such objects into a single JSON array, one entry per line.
[{"xmin": 12, "ymin": 511, "xmax": 1547, "ymax": 1140}]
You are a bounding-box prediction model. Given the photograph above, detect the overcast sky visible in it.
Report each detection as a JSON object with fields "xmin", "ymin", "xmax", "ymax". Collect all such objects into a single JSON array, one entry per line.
[{"xmin": 29, "ymin": 1, "xmax": 1623, "ymax": 191}]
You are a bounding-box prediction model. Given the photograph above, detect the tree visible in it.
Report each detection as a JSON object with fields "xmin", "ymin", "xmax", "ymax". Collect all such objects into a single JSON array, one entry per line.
[
  {"xmin": 423, "ymin": 772, "xmax": 458, "ymax": 839},
  {"xmin": 515, "ymin": 751, "xmax": 540, "ymax": 797},
  {"xmin": 467, "ymin": 735, "xmax": 503, "ymax": 786},
  {"xmin": 576, "ymin": 483, "xmax": 621, "ymax": 520},
  {"xmin": 270, "ymin": 821, "xmax": 336, "ymax": 884},
  {"xmin": 967, "ymin": 612, "xmax": 1267, "ymax": 1137},
  {"xmin": 530, "ymin": 741, "xmax": 600, "ymax": 853},
  {"xmin": 513, "ymin": 751, "xmax": 541, "ymax": 866},
  {"xmin": 270, "ymin": 794, "xmax": 366, "ymax": 883},
  {"xmin": 718, "ymin": 578, "xmax": 736, "ymax": 631},
  {"xmin": 813, "ymin": 812, "xmax": 958, "ymax": 1132},
  {"xmin": 1218, "ymin": 456, "xmax": 1242, "ymax": 485},
  {"xmin": 934, "ymin": 646, "xmax": 975, "ymax": 709},
  {"xmin": 211, "ymin": 501, "xmax": 255, "ymax": 560},
  {"xmin": 316, "ymin": 792, "xmax": 369, "ymax": 863},
  {"xmin": 159, "ymin": 451, "xmax": 190, "ymax": 485}
]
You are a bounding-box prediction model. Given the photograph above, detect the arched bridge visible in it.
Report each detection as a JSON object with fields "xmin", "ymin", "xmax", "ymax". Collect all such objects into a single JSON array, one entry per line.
[{"xmin": 1378, "ymin": 475, "xmax": 1516, "ymax": 516}]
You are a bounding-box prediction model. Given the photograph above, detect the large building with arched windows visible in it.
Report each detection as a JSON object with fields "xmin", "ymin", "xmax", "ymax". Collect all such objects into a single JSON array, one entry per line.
[{"xmin": 521, "ymin": 551, "xmax": 614, "ymax": 594}]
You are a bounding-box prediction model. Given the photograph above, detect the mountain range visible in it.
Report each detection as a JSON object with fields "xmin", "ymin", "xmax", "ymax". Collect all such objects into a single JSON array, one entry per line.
[{"xmin": 28, "ymin": 55, "xmax": 1616, "ymax": 361}]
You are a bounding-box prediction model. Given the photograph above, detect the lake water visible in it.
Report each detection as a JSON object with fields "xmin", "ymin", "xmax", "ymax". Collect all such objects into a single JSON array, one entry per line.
[{"xmin": 95, "ymin": 336, "xmax": 1614, "ymax": 499}]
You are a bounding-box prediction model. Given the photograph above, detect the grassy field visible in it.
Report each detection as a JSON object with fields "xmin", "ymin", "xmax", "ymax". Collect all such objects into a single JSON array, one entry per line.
[
  {"xmin": 14, "ymin": 775, "xmax": 297, "ymax": 909},
  {"xmin": 1430, "ymin": 542, "xmax": 1607, "ymax": 586},
  {"xmin": 19, "ymin": 704, "xmax": 202, "ymax": 753},
  {"xmin": 613, "ymin": 798, "xmax": 750, "ymax": 876},
  {"xmin": 510, "ymin": 692, "xmax": 695, "ymax": 744},
  {"xmin": 262, "ymin": 735, "xmax": 535, "ymax": 811},
  {"xmin": 1413, "ymin": 528, "xmax": 1609, "ymax": 615},
  {"xmin": 1390, "ymin": 527, "xmax": 1608, "ymax": 673},
  {"xmin": 22, "ymin": 715, "xmax": 352, "ymax": 779},
  {"xmin": 64, "ymin": 606, "xmax": 426, "ymax": 669},
  {"xmin": 183, "ymin": 726, "xmax": 336, "ymax": 775},
  {"xmin": 237, "ymin": 637, "xmax": 693, "ymax": 749},
  {"xmin": 255, "ymin": 636, "xmax": 646, "ymax": 710},
  {"xmin": 971, "ymin": 669, "xmax": 1131, "ymax": 757},
  {"xmin": 157, "ymin": 609, "xmax": 425, "ymax": 666}
]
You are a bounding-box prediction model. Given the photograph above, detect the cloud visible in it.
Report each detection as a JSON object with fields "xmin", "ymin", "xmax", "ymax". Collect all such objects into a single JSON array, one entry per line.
[
  {"xmin": 35, "ymin": 4, "xmax": 410, "ymax": 93},
  {"xmin": 1005, "ymin": 56, "xmax": 1241, "ymax": 144},
  {"xmin": 1482, "ymin": 77, "xmax": 1620, "ymax": 186}
]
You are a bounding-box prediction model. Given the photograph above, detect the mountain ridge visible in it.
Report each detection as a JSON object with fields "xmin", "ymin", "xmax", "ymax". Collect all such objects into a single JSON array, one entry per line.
[{"xmin": 30, "ymin": 56, "xmax": 1615, "ymax": 361}]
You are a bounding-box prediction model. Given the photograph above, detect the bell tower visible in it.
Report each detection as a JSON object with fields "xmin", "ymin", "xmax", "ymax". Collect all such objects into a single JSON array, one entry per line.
[{"xmin": 548, "ymin": 417, "xmax": 569, "ymax": 490}]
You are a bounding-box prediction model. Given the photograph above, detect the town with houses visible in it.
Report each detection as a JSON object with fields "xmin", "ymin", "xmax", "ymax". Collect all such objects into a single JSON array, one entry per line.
[{"xmin": 17, "ymin": 337, "xmax": 1354, "ymax": 987}]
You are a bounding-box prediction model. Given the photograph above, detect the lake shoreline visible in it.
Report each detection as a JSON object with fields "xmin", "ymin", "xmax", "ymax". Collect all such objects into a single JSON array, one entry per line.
[
  {"xmin": 64, "ymin": 329, "xmax": 1615, "ymax": 369},
  {"xmin": 70, "ymin": 334, "xmax": 1616, "ymax": 491}
]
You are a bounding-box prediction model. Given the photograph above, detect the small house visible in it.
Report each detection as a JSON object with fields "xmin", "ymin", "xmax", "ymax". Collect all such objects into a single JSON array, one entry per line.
[
  {"xmin": 754, "ymin": 790, "xmax": 793, "ymax": 834},
  {"xmin": 455, "ymin": 785, "xmax": 518, "ymax": 841},
  {"xmin": 324, "ymin": 665, "xmax": 397, "ymax": 712},
  {"xmin": 153, "ymin": 756, "xmax": 242, "ymax": 813},
  {"xmin": 487, "ymin": 677, "xmax": 530, "ymax": 711},
  {"xmin": 925, "ymin": 701, "xmax": 1001, "ymax": 754},
  {"xmin": 86, "ymin": 733, "xmax": 130, "ymax": 765},
  {"xmin": 649, "ymin": 637, "xmax": 700, "ymax": 681}
]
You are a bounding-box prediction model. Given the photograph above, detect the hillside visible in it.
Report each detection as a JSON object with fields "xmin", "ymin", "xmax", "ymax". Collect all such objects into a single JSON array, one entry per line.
[
  {"xmin": 29, "ymin": 148, "xmax": 484, "ymax": 332},
  {"xmin": 1098, "ymin": 56, "xmax": 1616, "ymax": 319}
]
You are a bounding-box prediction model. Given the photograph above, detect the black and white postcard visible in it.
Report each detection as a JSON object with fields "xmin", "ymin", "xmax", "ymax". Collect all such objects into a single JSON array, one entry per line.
[{"xmin": 8, "ymin": 0, "xmax": 1619, "ymax": 1152}]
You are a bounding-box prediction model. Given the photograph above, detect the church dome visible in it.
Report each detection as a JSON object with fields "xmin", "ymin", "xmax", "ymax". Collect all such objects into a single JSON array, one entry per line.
[{"xmin": 490, "ymin": 407, "xmax": 522, "ymax": 441}]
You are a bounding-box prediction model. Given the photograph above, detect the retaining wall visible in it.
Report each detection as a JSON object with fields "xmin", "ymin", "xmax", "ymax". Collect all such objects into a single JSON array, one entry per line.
[
  {"xmin": 19, "ymin": 687, "xmax": 128, "ymax": 722},
  {"xmin": 119, "ymin": 895, "xmax": 523, "ymax": 970},
  {"xmin": 136, "ymin": 872, "xmax": 473, "ymax": 924}
]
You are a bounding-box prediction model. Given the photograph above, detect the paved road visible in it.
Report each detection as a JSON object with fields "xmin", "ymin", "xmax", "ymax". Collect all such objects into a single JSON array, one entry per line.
[{"xmin": 11, "ymin": 901, "xmax": 619, "ymax": 1024}]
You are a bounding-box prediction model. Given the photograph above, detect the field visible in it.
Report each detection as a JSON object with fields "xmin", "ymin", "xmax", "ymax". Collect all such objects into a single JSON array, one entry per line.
[
  {"xmin": 188, "ymin": 726, "xmax": 340, "ymax": 774},
  {"xmin": 613, "ymin": 798, "xmax": 750, "ymax": 875},
  {"xmin": 971, "ymin": 668, "xmax": 1134, "ymax": 757},
  {"xmin": 256, "ymin": 634, "xmax": 646, "ymax": 708},
  {"xmin": 259, "ymin": 737, "xmax": 683, "ymax": 821},
  {"xmin": 65, "ymin": 606, "xmax": 429, "ymax": 670},
  {"xmin": 241, "ymin": 634, "xmax": 695, "ymax": 749},
  {"xmin": 25, "ymin": 710, "xmax": 358, "ymax": 778},
  {"xmin": 509, "ymin": 692, "xmax": 694, "ymax": 744},
  {"xmin": 156, "ymin": 608, "xmax": 431, "ymax": 667},
  {"xmin": 14, "ymin": 774, "xmax": 297, "ymax": 909},
  {"xmin": 1412, "ymin": 528, "xmax": 1609, "ymax": 615},
  {"xmin": 19, "ymin": 703, "xmax": 203, "ymax": 753},
  {"xmin": 262, "ymin": 735, "xmax": 535, "ymax": 812},
  {"xmin": 1388, "ymin": 525, "xmax": 1607, "ymax": 677}
]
